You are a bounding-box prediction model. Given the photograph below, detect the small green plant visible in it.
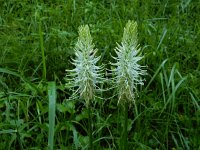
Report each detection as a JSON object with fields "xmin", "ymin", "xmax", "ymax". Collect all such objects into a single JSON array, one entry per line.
[
  {"xmin": 66, "ymin": 25, "xmax": 104, "ymax": 150},
  {"xmin": 112, "ymin": 20, "xmax": 146, "ymax": 150}
]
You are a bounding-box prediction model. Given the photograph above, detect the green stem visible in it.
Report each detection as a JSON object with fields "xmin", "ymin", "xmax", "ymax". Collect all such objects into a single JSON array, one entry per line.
[
  {"xmin": 88, "ymin": 101, "xmax": 93, "ymax": 150},
  {"xmin": 134, "ymin": 101, "xmax": 138, "ymax": 117},
  {"xmin": 38, "ymin": 13, "xmax": 46, "ymax": 80},
  {"xmin": 122, "ymin": 102, "xmax": 128, "ymax": 150}
]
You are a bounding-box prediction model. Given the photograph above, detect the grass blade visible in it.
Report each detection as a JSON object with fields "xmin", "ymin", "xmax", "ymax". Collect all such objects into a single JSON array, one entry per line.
[
  {"xmin": 48, "ymin": 81, "xmax": 56, "ymax": 150},
  {"xmin": 38, "ymin": 10, "xmax": 46, "ymax": 80},
  {"xmin": 144, "ymin": 59, "xmax": 168, "ymax": 91}
]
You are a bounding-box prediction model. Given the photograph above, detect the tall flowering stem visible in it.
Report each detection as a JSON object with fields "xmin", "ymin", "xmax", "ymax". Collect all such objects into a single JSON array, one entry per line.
[
  {"xmin": 66, "ymin": 25, "xmax": 103, "ymax": 150},
  {"xmin": 112, "ymin": 21, "xmax": 146, "ymax": 150}
]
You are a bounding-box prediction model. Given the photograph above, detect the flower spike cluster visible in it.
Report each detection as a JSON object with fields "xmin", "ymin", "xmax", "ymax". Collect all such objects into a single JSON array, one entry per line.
[
  {"xmin": 66, "ymin": 25, "xmax": 104, "ymax": 107},
  {"xmin": 112, "ymin": 20, "xmax": 146, "ymax": 105}
]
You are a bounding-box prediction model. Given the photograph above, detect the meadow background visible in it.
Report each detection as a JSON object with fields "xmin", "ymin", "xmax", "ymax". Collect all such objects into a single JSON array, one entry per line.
[{"xmin": 0, "ymin": 0, "xmax": 199, "ymax": 149}]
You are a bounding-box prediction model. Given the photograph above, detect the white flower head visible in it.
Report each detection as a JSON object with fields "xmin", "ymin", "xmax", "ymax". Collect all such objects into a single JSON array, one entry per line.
[
  {"xmin": 66, "ymin": 25, "xmax": 104, "ymax": 107},
  {"xmin": 112, "ymin": 20, "xmax": 146, "ymax": 105}
]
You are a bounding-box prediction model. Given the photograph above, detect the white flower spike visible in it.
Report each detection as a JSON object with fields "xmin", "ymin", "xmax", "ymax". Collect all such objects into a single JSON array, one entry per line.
[
  {"xmin": 112, "ymin": 20, "xmax": 146, "ymax": 105},
  {"xmin": 66, "ymin": 25, "xmax": 104, "ymax": 107}
]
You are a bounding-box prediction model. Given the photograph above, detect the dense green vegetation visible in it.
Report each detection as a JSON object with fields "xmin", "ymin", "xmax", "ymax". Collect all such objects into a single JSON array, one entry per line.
[{"xmin": 0, "ymin": 0, "xmax": 199, "ymax": 149}]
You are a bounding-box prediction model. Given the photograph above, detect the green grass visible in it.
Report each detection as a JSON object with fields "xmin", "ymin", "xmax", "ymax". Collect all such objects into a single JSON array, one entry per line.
[{"xmin": 0, "ymin": 0, "xmax": 200, "ymax": 149}]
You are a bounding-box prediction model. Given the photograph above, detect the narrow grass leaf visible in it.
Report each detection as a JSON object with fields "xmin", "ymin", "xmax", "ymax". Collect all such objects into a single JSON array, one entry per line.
[
  {"xmin": 0, "ymin": 129, "xmax": 17, "ymax": 134},
  {"xmin": 144, "ymin": 59, "xmax": 168, "ymax": 91},
  {"xmin": 156, "ymin": 28, "xmax": 167, "ymax": 51},
  {"xmin": 167, "ymin": 64, "xmax": 176, "ymax": 88},
  {"xmin": 190, "ymin": 92, "xmax": 200, "ymax": 110},
  {"xmin": 160, "ymin": 72, "xmax": 166, "ymax": 104},
  {"xmin": 48, "ymin": 81, "xmax": 56, "ymax": 150},
  {"xmin": 38, "ymin": 12, "xmax": 46, "ymax": 80}
]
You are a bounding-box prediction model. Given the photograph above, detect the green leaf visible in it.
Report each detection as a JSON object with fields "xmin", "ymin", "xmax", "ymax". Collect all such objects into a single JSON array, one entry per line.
[
  {"xmin": 48, "ymin": 81, "xmax": 56, "ymax": 150},
  {"xmin": 57, "ymin": 100, "xmax": 75, "ymax": 114}
]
